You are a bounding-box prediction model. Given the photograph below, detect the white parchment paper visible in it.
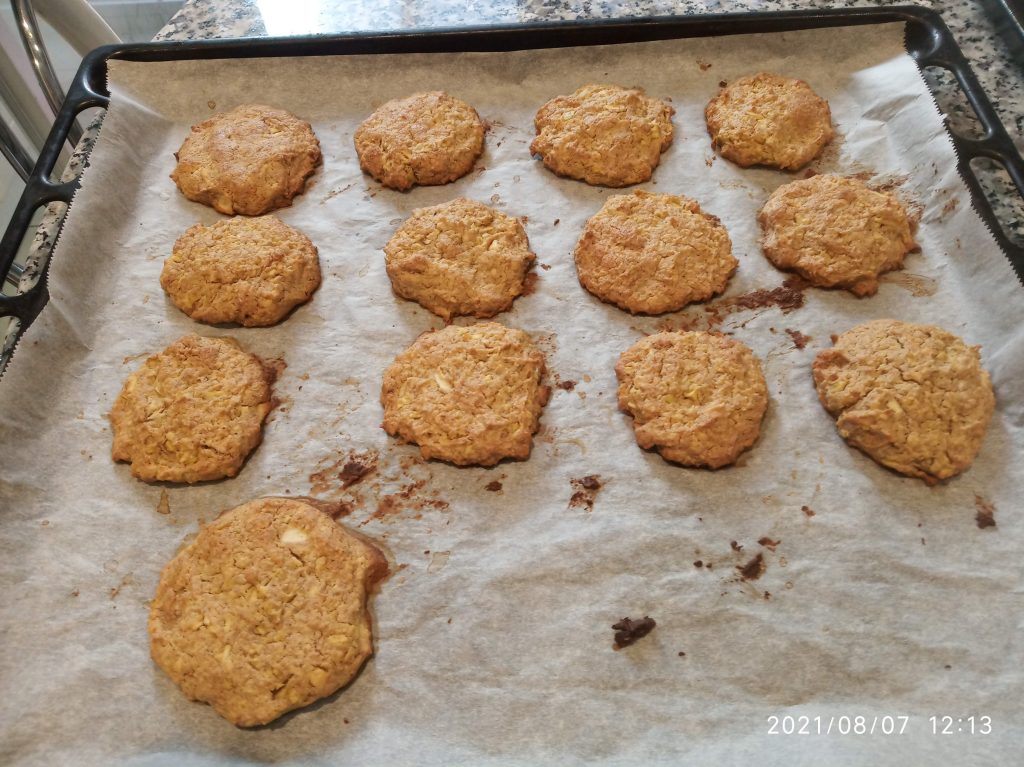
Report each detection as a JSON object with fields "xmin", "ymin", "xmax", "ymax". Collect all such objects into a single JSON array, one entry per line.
[{"xmin": 1, "ymin": 23, "xmax": 1022, "ymax": 765}]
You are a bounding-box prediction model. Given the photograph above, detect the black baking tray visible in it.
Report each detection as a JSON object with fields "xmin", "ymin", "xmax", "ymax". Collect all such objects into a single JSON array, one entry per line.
[{"xmin": 2, "ymin": 5, "xmax": 1022, "ymax": 373}]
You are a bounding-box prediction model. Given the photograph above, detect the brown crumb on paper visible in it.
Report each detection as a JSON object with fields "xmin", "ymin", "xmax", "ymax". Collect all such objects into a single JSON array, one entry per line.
[
  {"xmin": 737, "ymin": 553, "xmax": 765, "ymax": 580},
  {"xmin": 485, "ymin": 480, "xmax": 503, "ymax": 492},
  {"xmin": 974, "ymin": 495, "xmax": 996, "ymax": 529},
  {"xmin": 156, "ymin": 489, "xmax": 170, "ymax": 515},
  {"xmin": 730, "ymin": 540, "xmax": 743, "ymax": 552},
  {"xmin": 612, "ymin": 616, "xmax": 656, "ymax": 649},
  {"xmin": 758, "ymin": 537, "xmax": 781, "ymax": 551},
  {"xmin": 569, "ymin": 475, "xmax": 603, "ymax": 511},
  {"xmin": 785, "ymin": 328, "xmax": 811, "ymax": 349},
  {"xmin": 339, "ymin": 458, "xmax": 375, "ymax": 488},
  {"xmin": 801, "ymin": 505, "xmax": 816, "ymax": 517}
]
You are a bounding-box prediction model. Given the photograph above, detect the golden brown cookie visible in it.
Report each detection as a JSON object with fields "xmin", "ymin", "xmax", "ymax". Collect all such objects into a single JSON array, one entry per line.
[
  {"xmin": 812, "ymin": 320, "xmax": 995, "ymax": 483},
  {"xmin": 758, "ymin": 175, "xmax": 917, "ymax": 296},
  {"xmin": 384, "ymin": 198, "xmax": 535, "ymax": 321},
  {"xmin": 530, "ymin": 84, "xmax": 674, "ymax": 187},
  {"xmin": 353, "ymin": 91, "xmax": 486, "ymax": 191},
  {"xmin": 171, "ymin": 104, "xmax": 321, "ymax": 215},
  {"xmin": 615, "ymin": 332, "xmax": 768, "ymax": 468},
  {"xmin": 110, "ymin": 335, "xmax": 274, "ymax": 483},
  {"xmin": 161, "ymin": 215, "xmax": 321, "ymax": 326},
  {"xmin": 381, "ymin": 322, "xmax": 549, "ymax": 466},
  {"xmin": 575, "ymin": 191, "xmax": 736, "ymax": 314},
  {"xmin": 705, "ymin": 73, "xmax": 833, "ymax": 170},
  {"xmin": 149, "ymin": 497, "xmax": 388, "ymax": 727}
]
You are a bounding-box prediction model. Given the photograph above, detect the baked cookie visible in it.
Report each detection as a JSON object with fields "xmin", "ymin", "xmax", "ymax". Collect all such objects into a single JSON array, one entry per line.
[
  {"xmin": 171, "ymin": 104, "xmax": 321, "ymax": 215},
  {"xmin": 353, "ymin": 91, "xmax": 485, "ymax": 191},
  {"xmin": 758, "ymin": 174, "xmax": 916, "ymax": 296},
  {"xmin": 149, "ymin": 497, "xmax": 388, "ymax": 726},
  {"xmin": 384, "ymin": 198, "xmax": 535, "ymax": 320},
  {"xmin": 812, "ymin": 320, "xmax": 995, "ymax": 483},
  {"xmin": 161, "ymin": 215, "xmax": 321, "ymax": 326},
  {"xmin": 381, "ymin": 322, "xmax": 549, "ymax": 466},
  {"xmin": 705, "ymin": 73, "xmax": 833, "ymax": 170},
  {"xmin": 110, "ymin": 335, "xmax": 274, "ymax": 483},
  {"xmin": 531, "ymin": 84, "xmax": 674, "ymax": 187},
  {"xmin": 615, "ymin": 332, "xmax": 768, "ymax": 468},
  {"xmin": 575, "ymin": 191, "xmax": 736, "ymax": 314}
]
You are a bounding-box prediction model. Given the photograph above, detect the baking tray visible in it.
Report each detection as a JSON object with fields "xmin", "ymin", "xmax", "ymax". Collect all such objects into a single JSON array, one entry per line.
[{"xmin": 1, "ymin": 5, "xmax": 1022, "ymax": 375}]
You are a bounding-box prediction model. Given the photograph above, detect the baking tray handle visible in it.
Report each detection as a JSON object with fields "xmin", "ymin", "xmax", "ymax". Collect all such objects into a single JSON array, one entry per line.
[{"xmin": 0, "ymin": 51, "xmax": 110, "ymax": 371}]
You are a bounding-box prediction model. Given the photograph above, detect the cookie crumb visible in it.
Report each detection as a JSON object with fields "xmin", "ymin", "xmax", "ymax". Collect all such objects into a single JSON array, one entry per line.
[
  {"xmin": 974, "ymin": 495, "xmax": 996, "ymax": 529},
  {"xmin": 568, "ymin": 474, "xmax": 603, "ymax": 511},
  {"xmin": 612, "ymin": 616, "xmax": 656, "ymax": 648},
  {"xmin": 737, "ymin": 553, "xmax": 765, "ymax": 580}
]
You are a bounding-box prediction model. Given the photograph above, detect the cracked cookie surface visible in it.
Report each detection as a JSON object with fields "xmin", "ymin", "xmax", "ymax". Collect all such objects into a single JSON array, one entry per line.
[
  {"xmin": 575, "ymin": 191, "xmax": 736, "ymax": 314},
  {"xmin": 615, "ymin": 332, "xmax": 767, "ymax": 468},
  {"xmin": 812, "ymin": 319, "xmax": 995, "ymax": 483},
  {"xmin": 149, "ymin": 497, "xmax": 388, "ymax": 726},
  {"xmin": 385, "ymin": 198, "xmax": 535, "ymax": 320},
  {"xmin": 705, "ymin": 73, "xmax": 833, "ymax": 170},
  {"xmin": 162, "ymin": 215, "xmax": 321, "ymax": 326},
  {"xmin": 758, "ymin": 174, "xmax": 917, "ymax": 296},
  {"xmin": 531, "ymin": 84, "xmax": 674, "ymax": 187},
  {"xmin": 381, "ymin": 322, "xmax": 549, "ymax": 466},
  {"xmin": 353, "ymin": 91, "xmax": 485, "ymax": 191},
  {"xmin": 171, "ymin": 104, "xmax": 321, "ymax": 215},
  {"xmin": 110, "ymin": 335, "xmax": 274, "ymax": 483}
]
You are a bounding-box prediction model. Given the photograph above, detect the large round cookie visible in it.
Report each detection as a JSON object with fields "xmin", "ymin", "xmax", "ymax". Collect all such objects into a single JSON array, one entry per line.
[
  {"xmin": 615, "ymin": 332, "xmax": 768, "ymax": 468},
  {"xmin": 384, "ymin": 198, "xmax": 535, "ymax": 321},
  {"xmin": 171, "ymin": 104, "xmax": 321, "ymax": 216},
  {"xmin": 149, "ymin": 497, "xmax": 388, "ymax": 727},
  {"xmin": 575, "ymin": 191, "xmax": 736, "ymax": 314},
  {"xmin": 531, "ymin": 84, "xmax": 674, "ymax": 187},
  {"xmin": 110, "ymin": 335, "xmax": 274, "ymax": 483},
  {"xmin": 758, "ymin": 174, "xmax": 916, "ymax": 296},
  {"xmin": 812, "ymin": 319, "xmax": 995, "ymax": 483},
  {"xmin": 353, "ymin": 91, "xmax": 486, "ymax": 191},
  {"xmin": 161, "ymin": 215, "xmax": 321, "ymax": 326},
  {"xmin": 381, "ymin": 322, "xmax": 549, "ymax": 466},
  {"xmin": 705, "ymin": 73, "xmax": 833, "ymax": 170}
]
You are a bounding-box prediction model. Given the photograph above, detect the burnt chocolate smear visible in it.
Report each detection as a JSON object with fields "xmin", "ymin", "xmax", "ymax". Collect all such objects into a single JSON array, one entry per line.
[
  {"xmin": 309, "ymin": 448, "xmax": 379, "ymax": 496},
  {"xmin": 569, "ymin": 474, "xmax": 603, "ymax": 511},
  {"xmin": 612, "ymin": 616, "xmax": 656, "ymax": 648},
  {"xmin": 521, "ymin": 271, "xmax": 540, "ymax": 296},
  {"xmin": 556, "ymin": 379, "xmax": 577, "ymax": 391},
  {"xmin": 656, "ymin": 277, "xmax": 807, "ymax": 333},
  {"xmin": 785, "ymin": 328, "xmax": 811, "ymax": 349},
  {"xmin": 758, "ymin": 537, "xmax": 781, "ymax": 551},
  {"xmin": 974, "ymin": 495, "xmax": 997, "ymax": 529},
  {"xmin": 339, "ymin": 459, "xmax": 375, "ymax": 488},
  {"xmin": 737, "ymin": 553, "xmax": 765, "ymax": 580}
]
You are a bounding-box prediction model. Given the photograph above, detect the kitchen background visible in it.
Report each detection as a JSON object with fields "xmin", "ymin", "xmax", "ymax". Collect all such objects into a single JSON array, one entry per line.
[{"xmin": 0, "ymin": 1, "xmax": 184, "ymax": 227}]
